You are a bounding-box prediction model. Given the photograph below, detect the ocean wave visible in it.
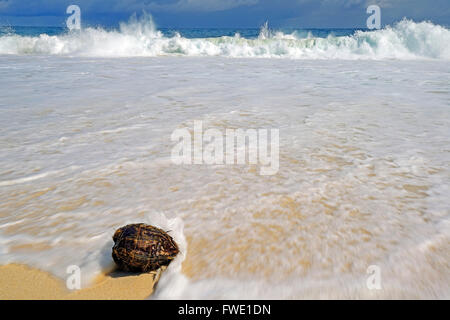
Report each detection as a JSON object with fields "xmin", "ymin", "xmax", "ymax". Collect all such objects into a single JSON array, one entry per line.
[{"xmin": 1, "ymin": 15, "xmax": 449, "ymax": 60}]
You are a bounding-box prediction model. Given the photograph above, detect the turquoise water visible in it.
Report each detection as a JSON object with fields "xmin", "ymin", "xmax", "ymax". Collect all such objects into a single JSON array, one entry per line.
[{"xmin": 0, "ymin": 25, "xmax": 363, "ymax": 39}]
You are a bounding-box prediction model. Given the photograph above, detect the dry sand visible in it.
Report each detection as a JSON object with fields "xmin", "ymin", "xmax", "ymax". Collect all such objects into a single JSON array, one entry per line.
[{"xmin": 0, "ymin": 264, "xmax": 160, "ymax": 300}]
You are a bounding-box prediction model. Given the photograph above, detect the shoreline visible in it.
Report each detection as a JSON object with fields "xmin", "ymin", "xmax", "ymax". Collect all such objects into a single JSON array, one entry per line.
[{"xmin": 0, "ymin": 264, "xmax": 160, "ymax": 300}]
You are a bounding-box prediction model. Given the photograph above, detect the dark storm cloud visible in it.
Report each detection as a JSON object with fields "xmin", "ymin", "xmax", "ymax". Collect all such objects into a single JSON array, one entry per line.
[{"xmin": 0, "ymin": 0, "xmax": 449, "ymax": 27}]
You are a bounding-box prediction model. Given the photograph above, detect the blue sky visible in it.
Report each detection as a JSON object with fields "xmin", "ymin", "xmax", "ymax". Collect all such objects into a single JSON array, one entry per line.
[{"xmin": 0, "ymin": 0, "xmax": 449, "ymax": 28}]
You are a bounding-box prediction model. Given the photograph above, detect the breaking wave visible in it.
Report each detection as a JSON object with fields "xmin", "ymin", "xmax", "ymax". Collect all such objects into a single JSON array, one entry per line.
[{"xmin": 0, "ymin": 15, "xmax": 449, "ymax": 59}]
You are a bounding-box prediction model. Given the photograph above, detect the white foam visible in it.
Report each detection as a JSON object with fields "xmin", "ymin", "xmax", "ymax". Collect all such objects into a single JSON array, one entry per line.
[
  {"xmin": 0, "ymin": 166, "xmax": 80, "ymax": 187},
  {"xmin": 0, "ymin": 16, "xmax": 449, "ymax": 59}
]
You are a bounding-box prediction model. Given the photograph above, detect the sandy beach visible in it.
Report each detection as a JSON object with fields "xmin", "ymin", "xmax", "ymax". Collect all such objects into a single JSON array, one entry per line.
[
  {"xmin": 0, "ymin": 18, "xmax": 449, "ymax": 299},
  {"xmin": 0, "ymin": 264, "xmax": 159, "ymax": 300}
]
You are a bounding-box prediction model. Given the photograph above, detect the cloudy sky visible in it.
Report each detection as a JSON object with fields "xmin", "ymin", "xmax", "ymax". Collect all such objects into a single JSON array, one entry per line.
[{"xmin": 0, "ymin": 0, "xmax": 449, "ymax": 28}]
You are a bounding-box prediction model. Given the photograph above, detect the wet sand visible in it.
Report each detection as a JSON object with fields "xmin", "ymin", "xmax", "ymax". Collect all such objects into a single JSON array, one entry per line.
[{"xmin": 0, "ymin": 264, "xmax": 159, "ymax": 300}]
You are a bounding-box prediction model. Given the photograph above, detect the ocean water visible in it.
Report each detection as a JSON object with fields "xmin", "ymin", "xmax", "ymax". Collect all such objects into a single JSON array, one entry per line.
[{"xmin": 0, "ymin": 16, "xmax": 449, "ymax": 299}]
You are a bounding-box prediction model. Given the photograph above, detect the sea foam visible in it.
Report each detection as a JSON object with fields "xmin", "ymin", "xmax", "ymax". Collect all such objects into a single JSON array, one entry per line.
[{"xmin": 0, "ymin": 16, "xmax": 449, "ymax": 59}]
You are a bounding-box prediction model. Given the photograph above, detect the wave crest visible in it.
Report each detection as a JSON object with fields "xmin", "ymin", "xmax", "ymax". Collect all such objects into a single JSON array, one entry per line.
[{"xmin": 0, "ymin": 16, "xmax": 449, "ymax": 59}]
